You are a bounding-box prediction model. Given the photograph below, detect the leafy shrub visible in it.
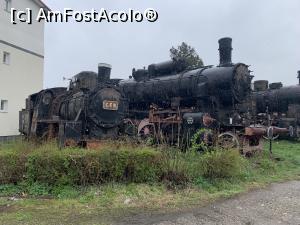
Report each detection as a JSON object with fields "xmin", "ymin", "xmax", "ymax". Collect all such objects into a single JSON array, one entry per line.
[
  {"xmin": 190, "ymin": 129, "xmax": 214, "ymax": 152},
  {"xmin": 0, "ymin": 184, "xmax": 25, "ymax": 196},
  {"xmin": 26, "ymin": 183, "xmax": 51, "ymax": 196},
  {"xmin": 127, "ymin": 149, "xmax": 163, "ymax": 182},
  {"xmin": 200, "ymin": 149, "xmax": 244, "ymax": 179},
  {"xmin": 26, "ymin": 150, "xmax": 73, "ymax": 185},
  {"xmin": 0, "ymin": 152, "xmax": 26, "ymax": 184}
]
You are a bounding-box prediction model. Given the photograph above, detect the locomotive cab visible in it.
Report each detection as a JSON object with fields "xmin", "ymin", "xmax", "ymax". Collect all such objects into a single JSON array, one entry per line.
[{"xmin": 69, "ymin": 72, "xmax": 98, "ymax": 91}]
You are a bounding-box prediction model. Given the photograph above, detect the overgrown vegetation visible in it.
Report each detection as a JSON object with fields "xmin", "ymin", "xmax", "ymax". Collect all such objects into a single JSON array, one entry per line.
[
  {"xmin": 0, "ymin": 140, "xmax": 247, "ymax": 189},
  {"xmin": 0, "ymin": 141, "xmax": 164, "ymax": 186},
  {"xmin": 200, "ymin": 149, "xmax": 244, "ymax": 179},
  {"xmin": 0, "ymin": 139, "xmax": 299, "ymax": 193},
  {"xmin": 0, "ymin": 140, "xmax": 299, "ymax": 224}
]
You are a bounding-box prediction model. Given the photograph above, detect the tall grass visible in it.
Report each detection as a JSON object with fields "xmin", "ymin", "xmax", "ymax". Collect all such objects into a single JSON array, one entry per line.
[
  {"xmin": 0, "ymin": 140, "xmax": 299, "ymax": 195},
  {"xmin": 199, "ymin": 149, "xmax": 244, "ymax": 178}
]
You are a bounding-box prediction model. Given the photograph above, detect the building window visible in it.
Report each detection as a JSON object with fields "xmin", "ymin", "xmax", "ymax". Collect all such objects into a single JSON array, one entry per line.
[
  {"xmin": 0, "ymin": 100, "xmax": 8, "ymax": 112},
  {"xmin": 4, "ymin": 0, "xmax": 12, "ymax": 12},
  {"xmin": 3, "ymin": 52, "xmax": 10, "ymax": 65}
]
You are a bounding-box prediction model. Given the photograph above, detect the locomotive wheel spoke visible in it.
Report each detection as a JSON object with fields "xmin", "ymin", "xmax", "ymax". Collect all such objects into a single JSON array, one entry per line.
[{"xmin": 217, "ymin": 132, "xmax": 240, "ymax": 150}]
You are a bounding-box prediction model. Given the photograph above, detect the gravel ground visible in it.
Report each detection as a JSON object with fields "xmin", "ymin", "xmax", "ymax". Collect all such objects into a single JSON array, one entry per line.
[{"xmin": 115, "ymin": 181, "xmax": 300, "ymax": 225}]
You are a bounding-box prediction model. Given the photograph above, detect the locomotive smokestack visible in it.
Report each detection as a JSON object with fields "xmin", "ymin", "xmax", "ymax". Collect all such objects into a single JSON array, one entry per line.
[
  {"xmin": 218, "ymin": 37, "xmax": 233, "ymax": 66},
  {"xmin": 98, "ymin": 63, "xmax": 112, "ymax": 83},
  {"xmin": 298, "ymin": 71, "xmax": 300, "ymax": 85}
]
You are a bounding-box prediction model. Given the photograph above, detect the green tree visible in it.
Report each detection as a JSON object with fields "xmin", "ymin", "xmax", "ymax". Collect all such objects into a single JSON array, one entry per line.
[{"xmin": 170, "ymin": 42, "xmax": 204, "ymax": 69}]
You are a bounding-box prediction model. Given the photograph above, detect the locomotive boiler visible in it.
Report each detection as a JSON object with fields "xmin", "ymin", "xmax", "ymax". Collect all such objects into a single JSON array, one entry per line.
[{"xmin": 19, "ymin": 64, "xmax": 128, "ymax": 146}]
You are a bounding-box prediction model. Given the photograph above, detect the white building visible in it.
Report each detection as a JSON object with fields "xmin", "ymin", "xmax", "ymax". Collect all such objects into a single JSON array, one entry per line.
[{"xmin": 0, "ymin": 0, "xmax": 49, "ymax": 138}]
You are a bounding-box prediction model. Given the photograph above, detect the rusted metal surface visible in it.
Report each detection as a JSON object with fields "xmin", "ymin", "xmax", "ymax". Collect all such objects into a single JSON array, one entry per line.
[
  {"xmin": 64, "ymin": 139, "xmax": 78, "ymax": 147},
  {"xmin": 86, "ymin": 140, "xmax": 103, "ymax": 150},
  {"xmin": 242, "ymin": 136, "xmax": 264, "ymax": 155},
  {"xmin": 47, "ymin": 124, "xmax": 55, "ymax": 140},
  {"xmin": 203, "ymin": 114, "xmax": 216, "ymax": 127},
  {"xmin": 272, "ymin": 126, "xmax": 289, "ymax": 135},
  {"xmin": 245, "ymin": 126, "xmax": 288, "ymax": 137},
  {"xmin": 245, "ymin": 127, "xmax": 266, "ymax": 136}
]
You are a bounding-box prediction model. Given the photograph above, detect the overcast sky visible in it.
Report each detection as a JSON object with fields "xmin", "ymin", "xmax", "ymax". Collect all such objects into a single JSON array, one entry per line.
[{"xmin": 43, "ymin": 0, "xmax": 300, "ymax": 88}]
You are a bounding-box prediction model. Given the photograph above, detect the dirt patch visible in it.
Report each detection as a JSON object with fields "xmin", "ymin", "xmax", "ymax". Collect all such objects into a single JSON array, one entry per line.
[
  {"xmin": 0, "ymin": 204, "xmax": 14, "ymax": 213},
  {"xmin": 115, "ymin": 180, "xmax": 300, "ymax": 225}
]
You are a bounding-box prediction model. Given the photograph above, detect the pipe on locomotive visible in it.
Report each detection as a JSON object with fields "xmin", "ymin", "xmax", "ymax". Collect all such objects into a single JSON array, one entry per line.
[
  {"xmin": 98, "ymin": 63, "xmax": 112, "ymax": 83},
  {"xmin": 218, "ymin": 37, "xmax": 233, "ymax": 66}
]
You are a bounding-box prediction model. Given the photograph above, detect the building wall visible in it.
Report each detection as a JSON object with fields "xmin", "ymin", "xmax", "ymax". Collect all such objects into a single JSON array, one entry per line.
[
  {"xmin": 0, "ymin": 0, "xmax": 44, "ymax": 136},
  {"xmin": 0, "ymin": 0, "xmax": 45, "ymax": 55}
]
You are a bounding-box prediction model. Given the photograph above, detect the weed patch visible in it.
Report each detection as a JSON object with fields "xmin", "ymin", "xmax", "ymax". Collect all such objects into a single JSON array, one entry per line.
[{"xmin": 199, "ymin": 149, "xmax": 244, "ymax": 179}]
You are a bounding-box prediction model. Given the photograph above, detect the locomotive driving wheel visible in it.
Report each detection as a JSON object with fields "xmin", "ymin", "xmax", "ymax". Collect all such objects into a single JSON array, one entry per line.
[
  {"xmin": 139, "ymin": 125, "xmax": 154, "ymax": 137},
  {"xmin": 217, "ymin": 132, "xmax": 240, "ymax": 149}
]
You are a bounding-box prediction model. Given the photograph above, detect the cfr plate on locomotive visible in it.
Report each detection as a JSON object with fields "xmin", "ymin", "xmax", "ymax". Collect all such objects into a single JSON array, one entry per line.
[{"xmin": 103, "ymin": 100, "xmax": 119, "ymax": 111}]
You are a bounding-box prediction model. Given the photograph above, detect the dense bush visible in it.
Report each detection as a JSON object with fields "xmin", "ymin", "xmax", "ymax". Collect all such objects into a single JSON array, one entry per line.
[
  {"xmin": 0, "ymin": 151, "xmax": 27, "ymax": 184},
  {"xmin": 0, "ymin": 142, "xmax": 164, "ymax": 186},
  {"xmin": 26, "ymin": 148, "xmax": 163, "ymax": 186}
]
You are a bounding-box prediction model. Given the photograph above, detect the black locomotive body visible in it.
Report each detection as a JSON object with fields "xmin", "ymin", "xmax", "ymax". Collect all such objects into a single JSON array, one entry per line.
[
  {"xmin": 19, "ymin": 64, "xmax": 128, "ymax": 146},
  {"xmin": 253, "ymin": 78, "xmax": 300, "ymax": 138}
]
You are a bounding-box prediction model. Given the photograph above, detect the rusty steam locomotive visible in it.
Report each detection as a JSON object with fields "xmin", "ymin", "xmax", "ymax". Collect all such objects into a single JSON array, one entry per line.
[{"xmin": 19, "ymin": 38, "xmax": 297, "ymax": 151}]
